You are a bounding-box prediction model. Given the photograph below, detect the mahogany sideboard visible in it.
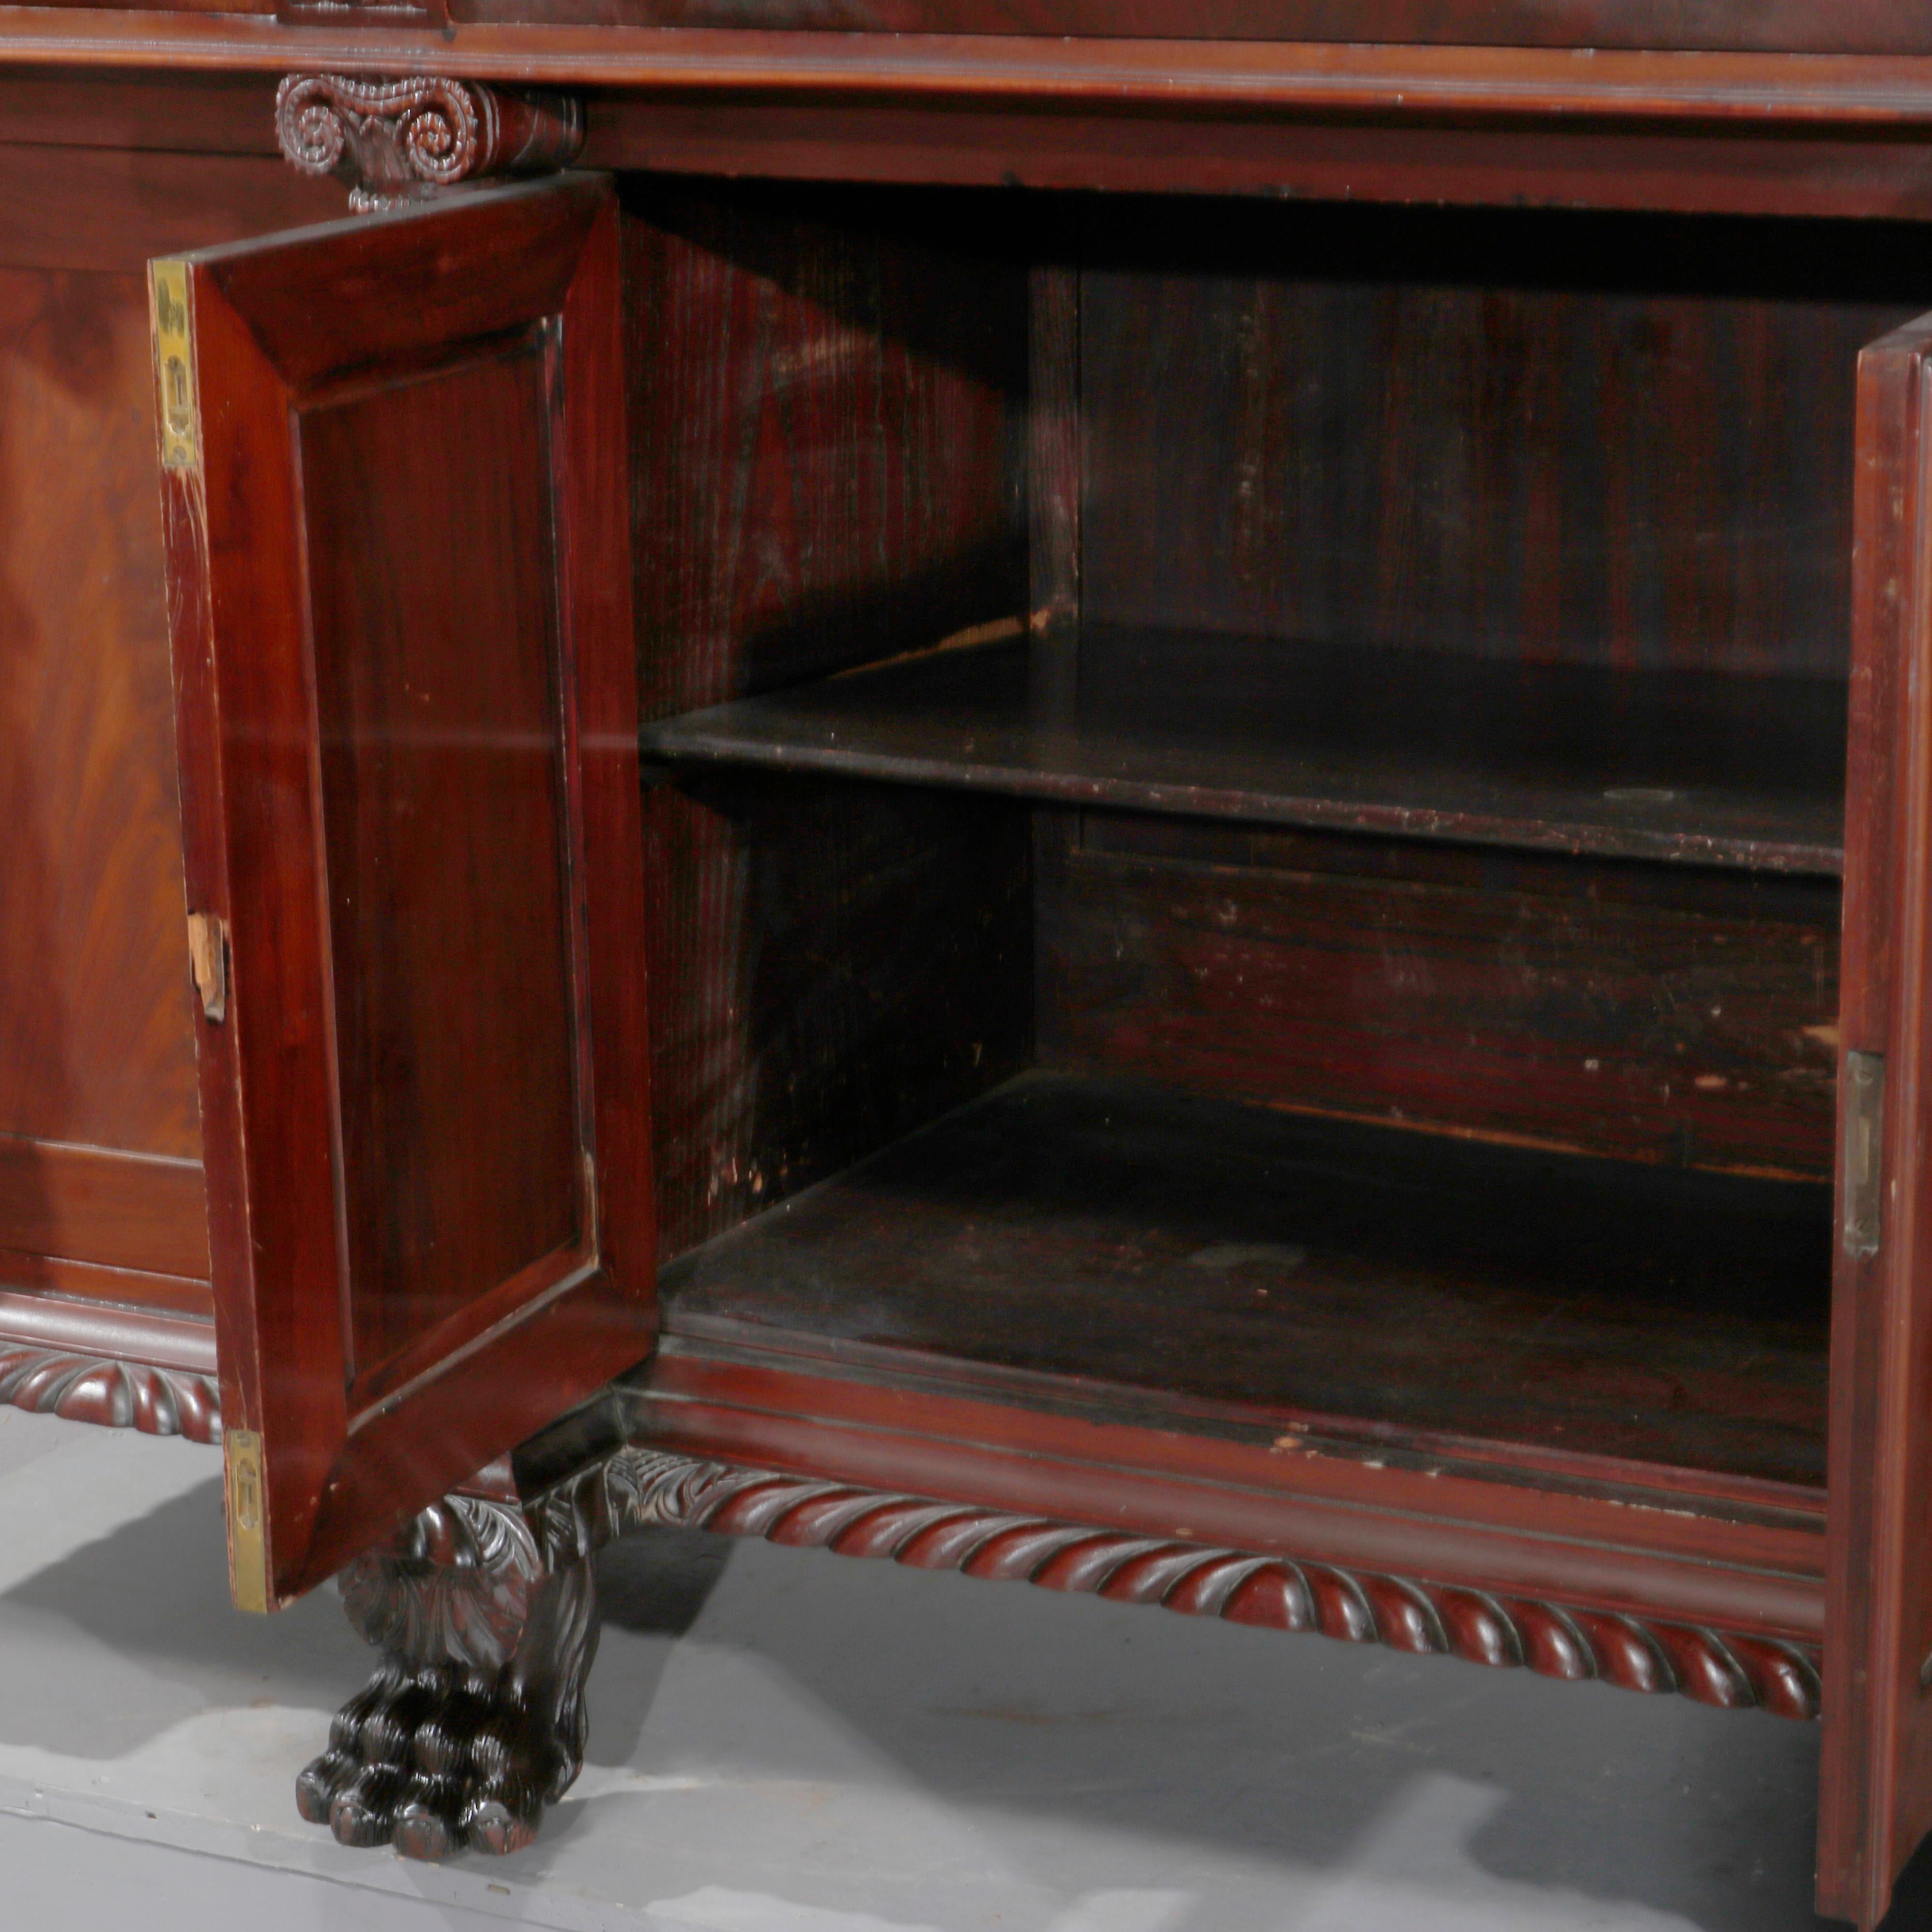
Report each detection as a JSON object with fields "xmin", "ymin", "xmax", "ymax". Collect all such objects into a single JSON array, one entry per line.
[{"xmin": 13, "ymin": 6, "xmax": 1932, "ymax": 1922}]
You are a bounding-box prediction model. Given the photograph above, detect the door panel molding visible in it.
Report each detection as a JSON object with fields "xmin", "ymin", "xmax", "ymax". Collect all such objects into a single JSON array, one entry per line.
[{"xmin": 153, "ymin": 176, "xmax": 654, "ymax": 1608}]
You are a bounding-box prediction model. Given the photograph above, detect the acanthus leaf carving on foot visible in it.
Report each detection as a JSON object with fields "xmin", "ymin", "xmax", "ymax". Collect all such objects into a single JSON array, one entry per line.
[{"xmin": 297, "ymin": 1492, "xmax": 599, "ymax": 1860}]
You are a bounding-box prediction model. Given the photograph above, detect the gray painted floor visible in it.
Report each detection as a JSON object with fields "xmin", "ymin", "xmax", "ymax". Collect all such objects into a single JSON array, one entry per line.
[{"xmin": 0, "ymin": 1406, "xmax": 1926, "ymax": 1932}]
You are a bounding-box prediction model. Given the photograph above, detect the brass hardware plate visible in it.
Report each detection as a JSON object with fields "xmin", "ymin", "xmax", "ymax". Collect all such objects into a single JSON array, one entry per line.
[
  {"xmin": 186, "ymin": 910, "xmax": 227, "ymax": 1023},
  {"xmin": 1843, "ymin": 1050, "xmax": 1885, "ymax": 1259},
  {"xmin": 224, "ymin": 1428, "xmax": 270, "ymax": 1615},
  {"xmin": 148, "ymin": 258, "xmax": 199, "ymax": 473}
]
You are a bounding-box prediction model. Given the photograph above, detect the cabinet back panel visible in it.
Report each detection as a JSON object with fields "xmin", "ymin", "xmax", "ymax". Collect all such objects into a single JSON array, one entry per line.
[
  {"xmin": 1041, "ymin": 817, "xmax": 1839, "ymax": 1179},
  {"xmin": 1082, "ymin": 203, "xmax": 1922, "ymax": 678}
]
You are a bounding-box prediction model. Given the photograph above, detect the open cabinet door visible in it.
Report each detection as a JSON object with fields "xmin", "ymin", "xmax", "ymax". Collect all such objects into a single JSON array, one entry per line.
[
  {"xmin": 150, "ymin": 177, "xmax": 653, "ymax": 1613},
  {"xmin": 1822, "ymin": 311, "xmax": 1932, "ymax": 1926}
]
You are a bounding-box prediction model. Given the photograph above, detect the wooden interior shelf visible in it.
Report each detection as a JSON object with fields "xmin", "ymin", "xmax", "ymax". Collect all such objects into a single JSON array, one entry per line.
[
  {"xmin": 660, "ymin": 1073, "xmax": 1832, "ymax": 1493},
  {"xmin": 640, "ymin": 625, "xmax": 1849, "ymax": 875}
]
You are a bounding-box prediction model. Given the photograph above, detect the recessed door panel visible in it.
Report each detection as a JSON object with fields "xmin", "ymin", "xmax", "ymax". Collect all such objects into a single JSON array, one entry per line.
[
  {"xmin": 303, "ymin": 350, "xmax": 582, "ymax": 1390},
  {"xmin": 152, "ymin": 177, "xmax": 653, "ymax": 1608}
]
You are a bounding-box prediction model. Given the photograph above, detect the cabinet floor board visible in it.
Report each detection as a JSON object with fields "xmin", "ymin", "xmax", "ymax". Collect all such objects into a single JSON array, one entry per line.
[{"xmin": 659, "ymin": 1072, "xmax": 1833, "ymax": 1492}]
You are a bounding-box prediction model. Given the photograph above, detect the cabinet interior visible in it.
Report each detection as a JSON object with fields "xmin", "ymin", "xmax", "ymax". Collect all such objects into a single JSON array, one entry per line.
[{"xmin": 629, "ymin": 182, "xmax": 1925, "ymax": 1511}]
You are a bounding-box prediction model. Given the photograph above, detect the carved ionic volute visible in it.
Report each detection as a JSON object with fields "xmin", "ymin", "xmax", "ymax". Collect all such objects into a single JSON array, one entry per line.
[{"xmin": 274, "ymin": 74, "xmax": 585, "ymax": 214}]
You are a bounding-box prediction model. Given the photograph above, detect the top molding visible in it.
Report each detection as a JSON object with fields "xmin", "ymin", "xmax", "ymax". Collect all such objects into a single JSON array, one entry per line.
[{"xmin": 8, "ymin": 16, "xmax": 1932, "ymax": 129}]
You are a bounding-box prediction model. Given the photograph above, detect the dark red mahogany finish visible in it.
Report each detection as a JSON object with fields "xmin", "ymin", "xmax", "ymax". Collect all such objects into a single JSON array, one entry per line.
[
  {"xmin": 154, "ymin": 178, "xmax": 653, "ymax": 1606},
  {"xmin": 1819, "ymin": 313, "xmax": 1932, "ymax": 1926},
  {"xmin": 2, "ymin": 7, "xmax": 1932, "ymax": 1921}
]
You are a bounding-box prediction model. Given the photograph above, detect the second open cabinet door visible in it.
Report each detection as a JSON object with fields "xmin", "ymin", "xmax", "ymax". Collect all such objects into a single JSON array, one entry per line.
[
  {"xmin": 1821, "ymin": 311, "xmax": 1932, "ymax": 1926},
  {"xmin": 151, "ymin": 177, "xmax": 654, "ymax": 1612}
]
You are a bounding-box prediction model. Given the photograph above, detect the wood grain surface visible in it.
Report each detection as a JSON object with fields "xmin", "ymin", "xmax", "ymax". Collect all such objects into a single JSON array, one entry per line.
[
  {"xmin": 0, "ymin": 41, "xmax": 1905, "ymax": 1909},
  {"xmin": 301, "ymin": 344, "xmax": 581, "ymax": 1386},
  {"xmin": 623, "ymin": 1328, "xmax": 1827, "ymax": 1642},
  {"xmin": 453, "ymin": 0, "xmax": 1932, "ymax": 53},
  {"xmin": 0, "ymin": 265, "xmax": 199, "ymax": 1160},
  {"xmin": 642, "ymin": 628, "xmax": 1849, "ymax": 872},
  {"xmin": 1818, "ymin": 307, "xmax": 1932, "ymax": 1931},
  {"xmin": 628, "ymin": 182, "xmax": 1030, "ymax": 1263},
  {"xmin": 660, "ymin": 1071, "xmax": 1832, "ymax": 1487},
  {"xmin": 0, "ymin": 145, "xmax": 341, "ymax": 272},
  {"xmin": 0, "ymin": 258, "xmax": 211, "ymax": 1305},
  {"xmin": 0, "ymin": 146, "xmax": 337, "ymax": 1313},
  {"xmin": 161, "ymin": 180, "xmax": 654, "ymax": 1603},
  {"xmin": 1041, "ymin": 822, "xmax": 1838, "ymax": 1179},
  {"xmin": 1080, "ymin": 200, "xmax": 1923, "ymax": 680}
]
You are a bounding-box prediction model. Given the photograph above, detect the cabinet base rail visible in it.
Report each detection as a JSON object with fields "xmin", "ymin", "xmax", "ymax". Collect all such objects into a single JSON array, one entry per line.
[
  {"xmin": 308, "ymin": 1443, "xmax": 1825, "ymax": 1858},
  {"xmin": 544, "ymin": 1447, "xmax": 1823, "ymax": 1716},
  {"xmin": 302, "ymin": 1444, "xmax": 1846, "ymax": 1869}
]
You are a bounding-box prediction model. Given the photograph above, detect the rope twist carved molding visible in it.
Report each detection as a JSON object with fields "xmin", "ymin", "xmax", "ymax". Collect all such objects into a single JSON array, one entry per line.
[
  {"xmin": 274, "ymin": 74, "xmax": 585, "ymax": 213},
  {"xmin": 536, "ymin": 1446, "xmax": 1824, "ymax": 1722},
  {"xmin": 0, "ymin": 1347, "xmax": 219, "ymax": 1443}
]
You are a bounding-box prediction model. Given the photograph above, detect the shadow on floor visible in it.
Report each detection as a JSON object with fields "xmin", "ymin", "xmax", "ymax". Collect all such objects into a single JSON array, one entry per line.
[
  {"xmin": 6, "ymin": 1457, "xmax": 1918, "ymax": 1932},
  {"xmin": 567, "ymin": 1531, "xmax": 1852, "ymax": 1932},
  {"xmin": 0, "ymin": 1474, "xmax": 369, "ymax": 1755}
]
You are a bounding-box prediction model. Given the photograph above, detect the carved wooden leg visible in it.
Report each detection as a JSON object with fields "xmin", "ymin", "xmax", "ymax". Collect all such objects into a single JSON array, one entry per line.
[{"xmin": 296, "ymin": 1494, "xmax": 599, "ymax": 1860}]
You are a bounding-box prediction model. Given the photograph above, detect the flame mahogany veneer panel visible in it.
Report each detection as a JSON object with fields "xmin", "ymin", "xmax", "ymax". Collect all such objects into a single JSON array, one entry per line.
[
  {"xmin": 0, "ymin": 265, "xmax": 200, "ymax": 1164},
  {"xmin": 0, "ymin": 257, "xmax": 213, "ymax": 1310},
  {"xmin": 0, "ymin": 151, "xmax": 339, "ymax": 1313}
]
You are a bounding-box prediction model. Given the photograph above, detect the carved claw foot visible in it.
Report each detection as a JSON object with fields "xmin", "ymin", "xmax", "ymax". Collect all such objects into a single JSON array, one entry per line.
[{"xmin": 297, "ymin": 1493, "xmax": 600, "ymax": 1859}]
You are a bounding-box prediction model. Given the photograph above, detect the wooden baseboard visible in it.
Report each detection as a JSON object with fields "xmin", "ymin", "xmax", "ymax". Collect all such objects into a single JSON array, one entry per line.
[
  {"xmin": 0, "ymin": 1132, "xmax": 208, "ymax": 1279},
  {"xmin": 0, "ymin": 1284, "xmax": 218, "ymax": 1440},
  {"xmin": 0, "ymin": 1248, "xmax": 212, "ymax": 1317}
]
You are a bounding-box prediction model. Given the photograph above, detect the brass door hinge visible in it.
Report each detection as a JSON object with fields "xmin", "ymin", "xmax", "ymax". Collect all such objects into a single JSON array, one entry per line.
[
  {"xmin": 1842, "ymin": 1050, "xmax": 1885, "ymax": 1259},
  {"xmin": 148, "ymin": 258, "xmax": 199, "ymax": 473},
  {"xmin": 186, "ymin": 911, "xmax": 227, "ymax": 1023},
  {"xmin": 223, "ymin": 1428, "xmax": 270, "ymax": 1614}
]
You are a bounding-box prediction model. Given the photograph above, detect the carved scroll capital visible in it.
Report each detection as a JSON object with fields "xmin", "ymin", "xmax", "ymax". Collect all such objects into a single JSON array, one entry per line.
[{"xmin": 274, "ymin": 74, "xmax": 584, "ymax": 214}]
